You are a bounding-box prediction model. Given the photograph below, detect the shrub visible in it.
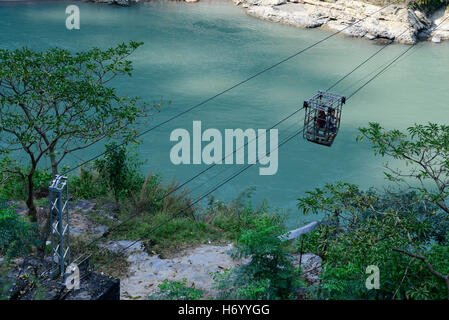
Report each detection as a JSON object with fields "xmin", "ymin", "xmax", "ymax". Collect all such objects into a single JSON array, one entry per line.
[
  {"xmin": 94, "ymin": 142, "xmax": 144, "ymax": 201},
  {"xmin": 305, "ymin": 213, "xmax": 449, "ymax": 300},
  {"xmin": 69, "ymin": 166, "xmax": 108, "ymax": 199},
  {"xmin": 214, "ymin": 216, "xmax": 305, "ymax": 300},
  {"xmin": 0, "ymin": 207, "xmax": 38, "ymax": 261},
  {"xmin": 149, "ymin": 278, "xmax": 203, "ymax": 300},
  {"xmin": 0, "ymin": 168, "xmax": 52, "ymax": 201}
]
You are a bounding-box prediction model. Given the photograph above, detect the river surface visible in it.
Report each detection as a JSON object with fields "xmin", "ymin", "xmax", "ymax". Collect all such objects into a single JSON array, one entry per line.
[{"xmin": 1, "ymin": 0, "xmax": 448, "ymax": 228}]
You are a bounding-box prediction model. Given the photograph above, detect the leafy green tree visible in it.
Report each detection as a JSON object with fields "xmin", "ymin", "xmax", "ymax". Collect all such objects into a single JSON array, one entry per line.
[
  {"xmin": 298, "ymin": 184, "xmax": 448, "ymax": 299},
  {"xmin": 297, "ymin": 123, "xmax": 449, "ymax": 299},
  {"xmin": 359, "ymin": 123, "xmax": 449, "ymax": 296},
  {"xmin": 0, "ymin": 41, "xmax": 160, "ymax": 221},
  {"xmin": 359, "ymin": 123, "xmax": 448, "ymax": 215}
]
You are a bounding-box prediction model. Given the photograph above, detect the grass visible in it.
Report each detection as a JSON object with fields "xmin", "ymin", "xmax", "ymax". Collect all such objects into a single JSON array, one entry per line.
[
  {"xmin": 70, "ymin": 235, "xmax": 130, "ymax": 279},
  {"xmin": 1, "ymin": 163, "xmax": 286, "ymax": 278}
]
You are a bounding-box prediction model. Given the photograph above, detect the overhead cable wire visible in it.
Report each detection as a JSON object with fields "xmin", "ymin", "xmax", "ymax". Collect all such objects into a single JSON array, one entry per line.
[{"xmin": 64, "ymin": 0, "xmax": 399, "ymax": 175}]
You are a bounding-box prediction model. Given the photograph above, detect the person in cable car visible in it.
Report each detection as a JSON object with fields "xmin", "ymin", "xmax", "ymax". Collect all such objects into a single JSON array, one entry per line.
[
  {"xmin": 326, "ymin": 107, "xmax": 338, "ymax": 133},
  {"xmin": 317, "ymin": 109, "xmax": 326, "ymax": 130}
]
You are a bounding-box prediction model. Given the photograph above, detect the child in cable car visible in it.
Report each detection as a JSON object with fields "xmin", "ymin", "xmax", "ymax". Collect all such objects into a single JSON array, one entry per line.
[
  {"xmin": 326, "ymin": 107, "xmax": 338, "ymax": 133},
  {"xmin": 317, "ymin": 109, "xmax": 326, "ymax": 129}
]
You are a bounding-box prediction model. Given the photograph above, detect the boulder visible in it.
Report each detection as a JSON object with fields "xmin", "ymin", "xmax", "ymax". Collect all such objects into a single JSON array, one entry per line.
[
  {"xmin": 431, "ymin": 35, "xmax": 441, "ymax": 43},
  {"xmin": 70, "ymin": 200, "xmax": 96, "ymax": 212},
  {"xmin": 291, "ymin": 253, "xmax": 322, "ymax": 285},
  {"xmin": 431, "ymin": 7, "xmax": 449, "ymax": 40},
  {"xmin": 244, "ymin": 0, "xmax": 286, "ymax": 5}
]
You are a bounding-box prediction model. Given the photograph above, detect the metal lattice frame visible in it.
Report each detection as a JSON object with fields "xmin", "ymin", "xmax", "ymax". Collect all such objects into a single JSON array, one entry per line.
[
  {"xmin": 303, "ymin": 90, "xmax": 345, "ymax": 146},
  {"xmin": 49, "ymin": 175, "xmax": 70, "ymax": 280}
]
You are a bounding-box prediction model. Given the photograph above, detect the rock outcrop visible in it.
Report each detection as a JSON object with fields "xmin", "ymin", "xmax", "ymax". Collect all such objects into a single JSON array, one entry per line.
[
  {"xmin": 233, "ymin": 0, "xmax": 434, "ymax": 44},
  {"xmin": 431, "ymin": 7, "xmax": 449, "ymax": 41},
  {"xmin": 83, "ymin": 0, "xmax": 447, "ymax": 43}
]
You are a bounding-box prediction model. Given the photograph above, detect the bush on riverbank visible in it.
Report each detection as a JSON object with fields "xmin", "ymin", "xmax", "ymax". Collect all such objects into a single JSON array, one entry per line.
[
  {"xmin": 213, "ymin": 215, "xmax": 305, "ymax": 300},
  {"xmin": 1, "ymin": 142, "xmax": 286, "ymax": 271},
  {"xmin": 296, "ymin": 123, "xmax": 449, "ymax": 300},
  {"xmin": 0, "ymin": 207, "xmax": 38, "ymax": 262}
]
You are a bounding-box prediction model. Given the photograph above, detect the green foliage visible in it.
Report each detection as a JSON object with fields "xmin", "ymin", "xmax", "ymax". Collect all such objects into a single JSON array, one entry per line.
[
  {"xmin": 0, "ymin": 42, "xmax": 159, "ymax": 219},
  {"xmin": 0, "ymin": 42, "xmax": 152, "ymax": 169},
  {"xmin": 112, "ymin": 191, "xmax": 268, "ymax": 257},
  {"xmin": 214, "ymin": 216, "xmax": 304, "ymax": 300},
  {"xmin": 297, "ymin": 182, "xmax": 449, "ymax": 299},
  {"xmin": 204, "ymin": 193, "xmax": 271, "ymax": 240},
  {"xmin": 0, "ymin": 207, "xmax": 38, "ymax": 261},
  {"xmin": 0, "ymin": 167, "xmax": 51, "ymax": 200},
  {"xmin": 149, "ymin": 278, "xmax": 203, "ymax": 300},
  {"xmin": 358, "ymin": 123, "xmax": 449, "ymax": 212},
  {"xmin": 94, "ymin": 142, "xmax": 144, "ymax": 201},
  {"xmin": 69, "ymin": 166, "xmax": 108, "ymax": 199},
  {"xmin": 411, "ymin": 0, "xmax": 446, "ymax": 11}
]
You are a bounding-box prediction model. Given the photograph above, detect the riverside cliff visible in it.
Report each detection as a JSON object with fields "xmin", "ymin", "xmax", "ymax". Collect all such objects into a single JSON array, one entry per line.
[
  {"xmin": 233, "ymin": 0, "xmax": 449, "ymax": 44},
  {"xmin": 85, "ymin": 0, "xmax": 449, "ymax": 43}
]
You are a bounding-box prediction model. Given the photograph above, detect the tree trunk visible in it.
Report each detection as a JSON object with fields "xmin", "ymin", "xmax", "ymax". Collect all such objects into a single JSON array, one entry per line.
[
  {"xmin": 49, "ymin": 149, "xmax": 58, "ymax": 178},
  {"xmin": 36, "ymin": 207, "xmax": 51, "ymax": 258},
  {"xmin": 25, "ymin": 171, "xmax": 37, "ymax": 222}
]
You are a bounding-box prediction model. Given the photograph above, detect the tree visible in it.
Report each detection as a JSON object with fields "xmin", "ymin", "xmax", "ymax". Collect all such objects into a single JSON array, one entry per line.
[
  {"xmin": 358, "ymin": 122, "xmax": 449, "ymax": 298},
  {"xmin": 297, "ymin": 183, "xmax": 448, "ymax": 299},
  {"xmin": 0, "ymin": 42, "xmax": 160, "ymax": 221},
  {"xmin": 296, "ymin": 123, "xmax": 449, "ymax": 299},
  {"xmin": 359, "ymin": 123, "xmax": 448, "ymax": 215}
]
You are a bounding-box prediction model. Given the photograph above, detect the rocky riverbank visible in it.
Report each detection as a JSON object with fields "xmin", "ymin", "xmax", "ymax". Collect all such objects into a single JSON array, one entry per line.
[
  {"xmin": 84, "ymin": 0, "xmax": 449, "ymax": 43},
  {"xmin": 431, "ymin": 6, "xmax": 449, "ymax": 42},
  {"xmin": 234, "ymin": 0, "xmax": 449, "ymax": 44}
]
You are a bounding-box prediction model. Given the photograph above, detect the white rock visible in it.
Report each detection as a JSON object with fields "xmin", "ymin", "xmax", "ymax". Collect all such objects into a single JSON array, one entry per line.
[
  {"xmin": 237, "ymin": 0, "xmax": 434, "ymax": 44},
  {"xmin": 260, "ymin": 0, "xmax": 286, "ymax": 5},
  {"xmin": 431, "ymin": 35, "xmax": 441, "ymax": 43}
]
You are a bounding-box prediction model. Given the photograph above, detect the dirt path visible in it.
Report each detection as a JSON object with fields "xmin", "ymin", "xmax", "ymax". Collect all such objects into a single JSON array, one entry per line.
[{"xmin": 107, "ymin": 241, "xmax": 242, "ymax": 300}]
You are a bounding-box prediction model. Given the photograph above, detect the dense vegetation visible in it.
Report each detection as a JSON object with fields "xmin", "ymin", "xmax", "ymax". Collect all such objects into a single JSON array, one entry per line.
[
  {"xmin": 364, "ymin": 0, "xmax": 448, "ymax": 11},
  {"xmin": 3, "ymin": 122, "xmax": 447, "ymax": 300},
  {"xmin": 0, "ymin": 44, "xmax": 447, "ymax": 300}
]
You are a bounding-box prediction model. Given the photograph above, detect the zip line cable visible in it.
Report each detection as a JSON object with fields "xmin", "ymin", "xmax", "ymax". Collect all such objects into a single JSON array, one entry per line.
[
  {"xmin": 69, "ymin": 12, "xmax": 422, "ymax": 266},
  {"xmin": 71, "ymin": 110, "xmax": 306, "ymax": 263},
  {"xmin": 346, "ymin": 17, "xmax": 449, "ymax": 100},
  {"xmin": 326, "ymin": 28, "xmax": 411, "ymax": 92},
  {"xmin": 44, "ymin": 6, "xmax": 449, "ymax": 280},
  {"xmin": 84, "ymin": 126, "xmax": 306, "ymax": 275},
  {"xmin": 64, "ymin": 0, "xmax": 399, "ymax": 175},
  {"xmin": 89, "ymin": 27, "xmax": 446, "ymax": 273},
  {"xmin": 347, "ymin": 45, "xmax": 415, "ymax": 99}
]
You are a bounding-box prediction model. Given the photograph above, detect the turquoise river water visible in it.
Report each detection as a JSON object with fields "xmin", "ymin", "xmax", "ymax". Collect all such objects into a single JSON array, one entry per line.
[{"xmin": 1, "ymin": 0, "xmax": 448, "ymax": 228}]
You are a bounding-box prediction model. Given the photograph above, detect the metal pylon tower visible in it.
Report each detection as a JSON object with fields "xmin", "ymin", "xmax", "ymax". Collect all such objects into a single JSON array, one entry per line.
[{"xmin": 49, "ymin": 175, "xmax": 70, "ymax": 280}]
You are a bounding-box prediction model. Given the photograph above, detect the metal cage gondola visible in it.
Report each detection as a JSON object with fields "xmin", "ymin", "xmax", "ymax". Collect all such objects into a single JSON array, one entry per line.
[{"xmin": 303, "ymin": 91, "xmax": 345, "ymax": 147}]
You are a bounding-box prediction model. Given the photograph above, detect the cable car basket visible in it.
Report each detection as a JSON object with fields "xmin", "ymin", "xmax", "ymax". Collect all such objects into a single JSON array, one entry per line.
[{"xmin": 303, "ymin": 90, "xmax": 345, "ymax": 147}]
